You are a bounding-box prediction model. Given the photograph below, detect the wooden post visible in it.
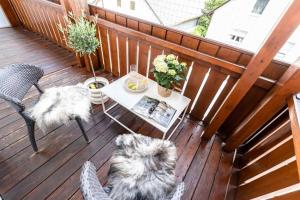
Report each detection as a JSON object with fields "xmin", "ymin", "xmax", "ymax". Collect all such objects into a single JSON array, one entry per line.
[
  {"xmin": 288, "ymin": 95, "xmax": 300, "ymax": 181},
  {"xmin": 202, "ymin": 0, "xmax": 300, "ymax": 140},
  {"xmin": 0, "ymin": 0, "xmax": 20, "ymax": 26},
  {"xmin": 223, "ymin": 59, "xmax": 300, "ymax": 152}
]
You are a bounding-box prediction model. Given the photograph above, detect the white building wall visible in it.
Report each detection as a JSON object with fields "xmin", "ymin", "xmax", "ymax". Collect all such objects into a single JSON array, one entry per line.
[
  {"xmin": 0, "ymin": 5, "xmax": 11, "ymax": 28},
  {"xmin": 90, "ymin": 0, "xmax": 160, "ymax": 24},
  {"xmin": 206, "ymin": 0, "xmax": 299, "ymax": 63}
]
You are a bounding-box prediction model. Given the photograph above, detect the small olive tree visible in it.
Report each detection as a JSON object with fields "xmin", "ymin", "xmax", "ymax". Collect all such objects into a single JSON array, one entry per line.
[{"xmin": 58, "ymin": 12, "xmax": 100, "ymax": 85}]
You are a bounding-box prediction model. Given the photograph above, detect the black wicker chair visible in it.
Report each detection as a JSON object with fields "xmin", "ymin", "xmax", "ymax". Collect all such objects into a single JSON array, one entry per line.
[{"xmin": 0, "ymin": 64, "xmax": 89, "ymax": 152}]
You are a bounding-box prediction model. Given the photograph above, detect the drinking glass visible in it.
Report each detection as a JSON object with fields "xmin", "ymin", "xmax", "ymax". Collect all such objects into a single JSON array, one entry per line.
[{"xmin": 130, "ymin": 64, "xmax": 137, "ymax": 73}]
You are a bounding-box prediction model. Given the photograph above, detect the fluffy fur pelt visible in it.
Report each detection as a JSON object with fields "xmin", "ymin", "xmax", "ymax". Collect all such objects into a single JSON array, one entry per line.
[
  {"xmin": 29, "ymin": 84, "xmax": 91, "ymax": 132},
  {"xmin": 106, "ymin": 133, "xmax": 177, "ymax": 200}
]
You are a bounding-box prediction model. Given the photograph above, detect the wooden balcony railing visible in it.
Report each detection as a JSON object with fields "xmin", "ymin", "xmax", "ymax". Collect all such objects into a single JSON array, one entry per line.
[
  {"xmin": 8, "ymin": 0, "xmax": 67, "ymax": 48},
  {"xmin": 3, "ymin": 0, "xmax": 300, "ymax": 199},
  {"xmin": 6, "ymin": 0, "xmax": 300, "ymax": 143},
  {"xmin": 227, "ymin": 94, "xmax": 300, "ymax": 199}
]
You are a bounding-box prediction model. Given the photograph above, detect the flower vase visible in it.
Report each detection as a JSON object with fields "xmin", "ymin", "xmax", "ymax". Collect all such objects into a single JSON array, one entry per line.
[{"xmin": 157, "ymin": 84, "xmax": 172, "ymax": 97}]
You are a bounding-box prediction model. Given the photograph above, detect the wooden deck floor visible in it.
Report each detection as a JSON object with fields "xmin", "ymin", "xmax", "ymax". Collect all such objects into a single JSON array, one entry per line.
[{"xmin": 0, "ymin": 28, "xmax": 234, "ymax": 200}]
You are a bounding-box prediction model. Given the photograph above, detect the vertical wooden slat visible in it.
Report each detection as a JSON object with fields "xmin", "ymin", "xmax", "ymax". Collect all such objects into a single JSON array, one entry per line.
[
  {"xmin": 238, "ymin": 136, "xmax": 295, "ymax": 184},
  {"xmin": 128, "ymin": 37, "xmax": 137, "ymax": 67},
  {"xmin": 9, "ymin": 0, "xmax": 25, "ymax": 26},
  {"xmin": 118, "ymin": 34, "xmax": 127, "ymax": 76},
  {"xmin": 190, "ymin": 69, "xmax": 227, "ymax": 121},
  {"xmin": 235, "ymin": 159, "xmax": 299, "ymax": 200},
  {"xmin": 25, "ymin": 0, "xmax": 38, "ymax": 31},
  {"xmin": 57, "ymin": 13, "xmax": 69, "ymax": 48},
  {"xmin": 42, "ymin": 8, "xmax": 55, "ymax": 42},
  {"xmin": 243, "ymin": 121, "xmax": 291, "ymax": 168},
  {"xmin": 28, "ymin": 2, "xmax": 42, "ymax": 33},
  {"xmin": 52, "ymin": 10, "xmax": 64, "ymax": 46},
  {"xmin": 138, "ymin": 41, "xmax": 150, "ymax": 76},
  {"xmin": 183, "ymin": 61, "xmax": 210, "ymax": 112},
  {"xmin": 46, "ymin": 9, "xmax": 60, "ymax": 44},
  {"xmin": 108, "ymin": 30, "xmax": 119, "ymax": 76},
  {"xmin": 205, "ymin": 77, "xmax": 236, "ymax": 123},
  {"xmin": 41, "ymin": 5, "xmax": 55, "ymax": 40},
  {"xmin": 17, "ymin": 0, "xmax": 31, "ymax": 30},
  {"xmin": 99, "ymin": 26, "xmax": 111, "ymax": 72},
  {"xmin": 36, "ymin": 4, "xmax": 48, "ymax": 38},
  {"xmin": 288, "ymin": 95, "xmax": 300, "ymax": 180}
]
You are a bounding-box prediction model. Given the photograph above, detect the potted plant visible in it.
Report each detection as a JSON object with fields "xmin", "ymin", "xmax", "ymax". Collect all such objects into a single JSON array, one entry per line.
[
  {"xmin": 58, "ymin": 12, "xmax": 109, "ymax": 104},
  {"xmin": 153, "ymin": 54, "xmax": 187, "ymax": 97}
]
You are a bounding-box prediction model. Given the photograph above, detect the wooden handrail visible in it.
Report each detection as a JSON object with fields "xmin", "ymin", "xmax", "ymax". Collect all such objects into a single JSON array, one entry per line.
[
  {"xmin": 93, "ymin": 17, "xmax": 246, "ymax": 75},
  {"xmin": 88, "ymin": 4, "xmax": 290, "ymax": 69},
  {"xmin": 288, "ymin": 94, "xmax": 300, "ymax": 181},
  {"xmin": 202, "ymin": 0, "xmax": 300, "ymax": 141},
  {"xmin": 36, "ymin": 0, "xmax": 64, "ymax": 12}
]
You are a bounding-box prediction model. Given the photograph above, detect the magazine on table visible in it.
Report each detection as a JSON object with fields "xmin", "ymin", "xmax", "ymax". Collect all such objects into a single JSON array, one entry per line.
[{"xmin": 132, "ymin": 96, "xmax": 177, "ymax": 127}]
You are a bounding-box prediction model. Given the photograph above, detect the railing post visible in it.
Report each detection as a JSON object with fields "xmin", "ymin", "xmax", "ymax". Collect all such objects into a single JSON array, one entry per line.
[
  {"xmin": 202, "ymin": 0, "xmax": 300, "ymax": 140},
  {"xmin": 223, "ymin": 58, "xmax": 300, "ymax": 152},
  {"xmin": 288, "ymin": 94, "xmax": 300, "ymax": 181},
  {"xmin": 59, "ymin": 0, "xmax": 101, "ymax": 72}
]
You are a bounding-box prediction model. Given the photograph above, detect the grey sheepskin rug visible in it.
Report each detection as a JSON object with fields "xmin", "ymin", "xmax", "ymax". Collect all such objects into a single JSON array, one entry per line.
[
  {"xmin": 106, "ymin": 133, "xmax": 177, "ymax": 200},
  {"xmin": 30, "ymin": 84, "xmax": 91, "ymax": 131}
]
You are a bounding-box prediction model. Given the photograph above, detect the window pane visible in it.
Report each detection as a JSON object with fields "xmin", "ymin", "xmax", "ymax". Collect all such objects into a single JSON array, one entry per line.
[
  {"xmin": 117, "ymin": 0, "xmax": 121, "ymax": 7},
  {"xmin": 130, "ymin": 1, "xmax": 135, "ymax": 10}
]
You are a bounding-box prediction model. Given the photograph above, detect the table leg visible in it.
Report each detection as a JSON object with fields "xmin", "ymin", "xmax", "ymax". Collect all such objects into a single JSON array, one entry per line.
[
  {"xmin": 166, "ymin": 105, "xmax": 189, "ymax": 140},
  {"xmin": 100, "ymin": 91, "xmax": 106, "ymax": 112},
  {"xmin": 100, "ymin": 91, "xmax": 136, "ymax": 134}
]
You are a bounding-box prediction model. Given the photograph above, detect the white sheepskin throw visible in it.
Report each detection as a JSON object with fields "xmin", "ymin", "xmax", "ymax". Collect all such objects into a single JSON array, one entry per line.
[
  {"xmin": 30, "ymin": 84, "xmax": 91, "ymax": 132},
  {"xmin": 106, "ymin": 133, "xmax": 177, "ymax": 200}
]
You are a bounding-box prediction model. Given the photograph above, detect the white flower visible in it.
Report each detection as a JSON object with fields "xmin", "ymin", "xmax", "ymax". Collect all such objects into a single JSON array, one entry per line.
[
  {"xmin": 168, "ymin": 69, "xmax": 176, "ymax": 76},
  {"xmin": 155, "ymin": 61, "xmax": 168, "ymax": 73},
  {"xmin": 153, "ymin": 55, "xmax": 166, "ymax": 66},
  {"xmin": 155, "ymin": 55, "xmax": 166, "ymax": 62},
  {"xmin": 166, "ymin": 54, "xmax": 176, "ymax": 61}
]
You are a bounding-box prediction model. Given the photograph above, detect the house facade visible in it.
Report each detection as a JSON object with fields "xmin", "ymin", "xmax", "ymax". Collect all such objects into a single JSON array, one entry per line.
[
  {"xmin": 206, "ymin": 0, "xmax": 300, "ymax": 63},
  {"xmin": 89, "ymin": 0, "xmax": 204, "ymax": 32}
]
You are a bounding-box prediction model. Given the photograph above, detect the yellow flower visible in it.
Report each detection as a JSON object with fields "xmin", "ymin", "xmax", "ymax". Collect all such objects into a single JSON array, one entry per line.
[
  {"xmin": 171, "ymin": 59, "xmax": 179, "ymax": 65},
  {"xmin": 166, "ymin": 54, "xmax": 176, "ymax": 61},
  {"xmin": 168, "ymin": 69, "xmax": 176, "ymax": 76},
  {"xmin": 181, "ymin": 62, "xmax": 187, "ymax": 67}
]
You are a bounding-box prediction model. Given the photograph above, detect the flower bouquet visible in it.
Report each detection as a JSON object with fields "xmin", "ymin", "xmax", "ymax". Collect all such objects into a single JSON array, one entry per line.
[{"xmin": 153, "ymin": 54, "xmax": 187, "ymax": 97}]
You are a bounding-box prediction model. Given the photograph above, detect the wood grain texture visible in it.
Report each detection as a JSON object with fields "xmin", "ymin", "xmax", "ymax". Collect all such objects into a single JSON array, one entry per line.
[
  {"xmin": 224, "ymin": 63, "xmax": 300, "ymax": 152},
  {"xmin": 288, "ymin": 96, "xmax": 300, "ymax": 180},
  {"xmin": 235, "ymin": 159, "xmax": 299, "ymax": 200},
  {"xmin": 238, "ymin": 137, "xmax": 295, "ymax": 184},
  {"xmin": 203, "ymin": 0, "xmax": 300, "ymax": 141}
]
